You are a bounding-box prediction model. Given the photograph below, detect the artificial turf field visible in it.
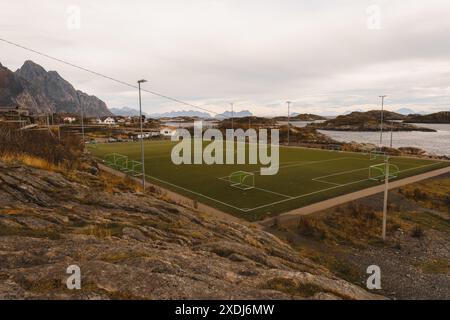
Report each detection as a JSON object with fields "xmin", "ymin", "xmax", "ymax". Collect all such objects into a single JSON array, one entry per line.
[{"xmin": 88, "ymin": 140, "xmax": 449, "ymax": 221}]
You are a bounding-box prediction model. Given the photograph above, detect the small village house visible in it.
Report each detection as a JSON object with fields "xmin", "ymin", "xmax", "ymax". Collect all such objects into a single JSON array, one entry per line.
[
  {"xmin": 103, "ymin": 117, "xmax": 116, "ymax": 125},
  {"xmin": 63, "ymin": 116, "xmax": 76, "ymax": 123},
  {"xmin": 160, "ymin": 126, "xmax": 177, "ymax": 137}
]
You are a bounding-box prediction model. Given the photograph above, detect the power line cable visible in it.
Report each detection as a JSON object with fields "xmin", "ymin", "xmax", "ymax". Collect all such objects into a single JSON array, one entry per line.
[{"xmin": 0, "ymin": 37, "xmax": 227, "ymax": 118}]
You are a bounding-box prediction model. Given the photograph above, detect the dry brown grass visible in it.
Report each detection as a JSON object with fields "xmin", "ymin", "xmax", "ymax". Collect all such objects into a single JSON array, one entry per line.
[
  {"xmin": 0, "ymin": 153, "xmax": 63, "ymax": 172},
  {"xmin": 0, "ymin": 124, "xmax": 82, "ymax": 169},
  {"xmin": 95, "ymin": 172, "xmax": 142, "ymax": 194},
  {"xmin": 399, "ymin": 177, "xmax": 450, "ymax": 213}
]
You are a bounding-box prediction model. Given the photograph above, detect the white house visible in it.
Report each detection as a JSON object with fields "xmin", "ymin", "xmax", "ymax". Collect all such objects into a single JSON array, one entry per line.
[
  {"xmin": 103, "ymin": 117, "xmax": 116, "ymax": 125},
  {"xmin": 160, "ymin": 126, "xmax": 177, "ymax": 137},
  {"xmin": 63, "ymin": 116, "xmax": 76, "ymax": 123}
]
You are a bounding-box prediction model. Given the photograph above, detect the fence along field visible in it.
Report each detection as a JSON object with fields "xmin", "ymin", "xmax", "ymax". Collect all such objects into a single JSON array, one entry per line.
[{"xmin": 88, "ymin": 140, "xmax": 449, "ymax": 221}]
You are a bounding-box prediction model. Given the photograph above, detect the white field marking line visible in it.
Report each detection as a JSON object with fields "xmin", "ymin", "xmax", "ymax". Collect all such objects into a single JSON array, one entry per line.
[
  {"xmin": 217, "ymin": 176, "xmax": 292, "ymax": 198},
  {"xmin": 312, "ymin": 167, "xmax": 369, "ymax": 186},
  {"xmin": 313, "ymin": 167, "xmax": 368, "ymax": 180},
  {"xmin": 143, "ymin": 173, "xmax": 250, "ymax": 212},
  {"xmin": 244, "ymin": 156, "xmax": 355, "ymax": 174},
  {"xmin": 244, "ymin": 161, "xmax": 445, "ymax": 212},
  {"xmin": 96, "ymin": 155, "xmax": 257, "ymax": 212},
  {"xmin": 253, "ymin": 187, "xmax": 293, "ymax": 198},
  {"xmin": 397, "ymin": 161, "xmax": 444, "ymax": 174},
  {"xmin": 246, "ymin": 177, "xmax": 372, "ymax": 212},
  {"xmin": 312, "ymin": 159, "xmax": 441, "ymax": 186},
  {"xmin": 310, "ymin": 161, "xmax": 444, "ymax": 194},
  {"xmin": 313, "ymin": 180, "xmax": 343, "ymax": 187},
  {"xmin": 218, "ymin": 156, "xmax": 366, "ymax": 200},
  {"xmin": 390, "ymin": 160, "xmax": 438, "ymax": 169}
]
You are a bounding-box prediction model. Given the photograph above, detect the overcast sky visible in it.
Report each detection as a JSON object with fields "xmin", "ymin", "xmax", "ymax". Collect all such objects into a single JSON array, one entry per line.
[{"xmin": 1, "ymin": 0, "xmax": 450, "ymax": 116}]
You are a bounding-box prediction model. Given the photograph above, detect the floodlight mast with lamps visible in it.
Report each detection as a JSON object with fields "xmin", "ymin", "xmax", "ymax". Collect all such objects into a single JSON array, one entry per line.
[{"xmin": 138, "ymin": 79, "xmax": 147, "ymax": 192}]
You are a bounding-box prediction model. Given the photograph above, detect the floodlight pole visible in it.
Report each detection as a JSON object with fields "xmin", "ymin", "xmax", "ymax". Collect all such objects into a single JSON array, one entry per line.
[
  {"xmin": 138, "ymin": 79, "xmax": 147, "ymax": 192},
  {"xmin": 379, "ymin": 95, "xmax": 387, "ymax": 148},
  {"xmin": 286, "ymin": 101, "xmax": 291, "ymax": 145},
  {"xmin": 80, "ymin": 104, "xmax": 86, "ymax": 151},
  {"xmin": 390, "ymin": 122, "xmax": 394, "ymax": 148},
  {"xmin": 230, "ymin": 103, "xmax": 234, "ymax": 130},
  {"xmin": 382, "ymin": 155, "xmax": 390, "ymax": 241}
]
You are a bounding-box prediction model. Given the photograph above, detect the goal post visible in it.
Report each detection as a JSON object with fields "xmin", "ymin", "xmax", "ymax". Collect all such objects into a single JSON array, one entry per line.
[
  {"xmin": 369, "ymin": 163, "xmax": 400, "ymax": 181},
  {"xmin": 229, "ymin": 171, "xmax": 255, "ymax": 190},
  {"xmin": 369, "ymin": 150, "xmax": 387, "ymax": 161},
  {"xmin": 104, "ymin": 153, "xmax": 128, "ymax": 170},
  {"xmin": 124, "ymin": 160, "xmax": 143, "ymax": 177}
]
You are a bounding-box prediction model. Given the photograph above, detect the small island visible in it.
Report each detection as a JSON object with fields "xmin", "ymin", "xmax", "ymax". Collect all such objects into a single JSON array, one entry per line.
[
  {"xmin": 403, "ymin": 111, "xmax": 450, "ymax": 124},
  {"xmin": 308, "ymin": 110, "xmax": 436, "ymax": 132},
  {"xmin": 273, "ymin": 113, "xmax": 326, "ymax": 121}
]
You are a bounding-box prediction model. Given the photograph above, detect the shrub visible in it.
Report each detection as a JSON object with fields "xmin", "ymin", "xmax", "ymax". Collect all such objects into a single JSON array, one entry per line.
[
  {"xmin": 297, "ymin": 217, "xmax": 315, "ymax": 236},
  {"xmin": 413, "ymin": 188, "xmax": 428, "ymax": 201},
  {"xmin": 297, "ymin": 217, "xmax": 326, "ymax": 240},
  {"xmin": 411, "ymin": 225, "xmax": 425, "ymax": 239},
  {"xmin": 0, "ymin": 124, "xmax": 82, "ymax": 168}
]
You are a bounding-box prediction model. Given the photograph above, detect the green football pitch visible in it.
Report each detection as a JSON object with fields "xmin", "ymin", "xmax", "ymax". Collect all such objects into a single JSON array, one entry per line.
[{"xmin": 88, "ymin": 140, "xmax": 448, "ymax": 221}]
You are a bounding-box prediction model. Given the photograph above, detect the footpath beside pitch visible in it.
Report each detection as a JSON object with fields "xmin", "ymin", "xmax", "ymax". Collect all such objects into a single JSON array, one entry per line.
[{"xmin": 259, "ymin": 166, "xmax": 450, "ymax": 227}]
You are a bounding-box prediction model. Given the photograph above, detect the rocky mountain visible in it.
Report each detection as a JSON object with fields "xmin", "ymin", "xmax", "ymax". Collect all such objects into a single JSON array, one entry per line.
[
  {"xmin": 395, "ymin": 108, "xmax": 416, "ymax": 115},
  {"xmin": 110, "ymin": 107, "xmax": 148, "ymax": 117},
  {"xmin": 0, "ymin": 62, "xmax": 47, "ymax": 112},
  {"xmin": 0, "ymin": 60, "xmax": 112, "ymax": 117},
  {"xmin": 147, "ymin": 110, "xmax": 212, "ymax": 119},
  {"xmin": 0, "ymin": 63, "xmax": 21, "ymax": 107},
  {"xmin": 215, "ymin": 110, "xmax": 253, "ymax": 119},
  {"xmin": 404, "ymin": 111, "xmax": 450, "ymax": 124},
  {"xmin": 0, "ymin": 159, "xmax": 382, "ymax": 300}
]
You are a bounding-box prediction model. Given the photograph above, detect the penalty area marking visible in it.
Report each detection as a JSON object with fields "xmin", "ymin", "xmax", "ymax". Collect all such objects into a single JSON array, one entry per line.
[
  {"xmin": 144, "ymin": 173, "xmax": 249, "ymax": 212},
  {"xmin": 217, "ymin": 175, "xmax": 292, "ymax": 199},
  {"xmin": 242, "ymin": 161, "xmax": 445, "ymax": 212}
]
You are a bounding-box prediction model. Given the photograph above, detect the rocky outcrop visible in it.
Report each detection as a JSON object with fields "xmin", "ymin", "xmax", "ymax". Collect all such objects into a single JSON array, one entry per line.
[
  {"xmin": 274, "ymin": 114, "xmax": 326, "ymax": 121},
  {"xmin": 404, "ymin": 111, "xmax": 450, "ymax": 124},
  {"xmin": 286, "ymin": 126, "xmax": 338, "ymax": 145},
  {"xmin": 0, "ymin": 160, "xmax": 383, "ymax": 300}
]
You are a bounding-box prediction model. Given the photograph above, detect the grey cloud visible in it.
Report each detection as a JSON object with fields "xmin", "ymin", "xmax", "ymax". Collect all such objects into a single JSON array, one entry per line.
[{"xmin": 1, "ymin": 0, "xmax": 449, "ymax": 116}]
